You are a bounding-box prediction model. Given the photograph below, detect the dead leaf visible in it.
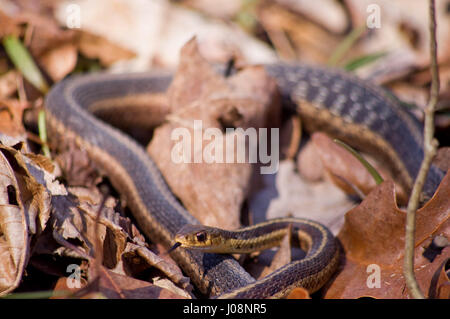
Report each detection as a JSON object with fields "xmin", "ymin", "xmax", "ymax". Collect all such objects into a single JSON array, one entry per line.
[
  {"xmin": 39, "ymin": 42, "xmax": 78, "ymax": 82},
  {"xmin": 296, "ymin": 138, "xmax": 324, "ymax": 183},
  {"xmin": 52, "ymin": 266, "xmax": 187, "ymax": 299},
  {"xmin": 286, "ymin": 287, "xmax": 311, "ymax": 299},
  {"xmin": 123, "ymin": 242, "xmax": 191, "ymax": 289},
  {"xmin": 430, "ymin": 258, "xmax": 450, "ymax": 299},
  {"xmin": 324, "ymin": 171, "xmax": 450, "ymax": 299},
  {"xmin": 52, "ymin": 275, "xmax": 89, "ymax": 299},
  {"xmin": 0, "ymin": 99, "xmax": 29, "ymax": 139},
  {"xmin": 0, "ymin": 147, "xmax": 28, "ymax": 296},
  {"xmin": 434, "ymin": 147, "xmax": 450, "ymax": 173},
  {"xmin": 0, "ymin": 10, "xmax": 21, "ymax": 38},
  {"xmin": 51, "ymin": 137, "xmax": 103, "ymax": 188},
  {"xmin": 0, "ymin": 142, "xmax": 59, "ymax": 295},
  {"xmin": 0, "ymin": 71, "xmax": 19, "ymax": 99},
  {"xmin": 258, "ymin": 3, "xmax": 341, "ymax": 63},
  {"xmin": 147, "ymin": 38, "xmax": 281, "ymax": 229},
  {"xmin": 256, "ymin": 160, "xmax": 351, "ymax": 235},
  {"xmin": 93, "ymin": 268, "xmax": 187, "ymax": 299},
  {"xmin": 76, "ymin": 30, "xmax": 136, "ymax": 66},
  {"xmin": 259, "ymin": 224, "xmax": 292, "ymax": 279},
  {"xmin": 16, "ymin": 11, "xmax": 76, "ymax": 58},
  {"xmin": 280, "ymin": 115, "xmax": 301, "ymax": 160},
  {"xmin": 43, "ymin": 188, "xmax": 123, "ymax": 261},
  {"xmin": 306, "ymin": 132, "xmax": 408, "ymax": 202}
]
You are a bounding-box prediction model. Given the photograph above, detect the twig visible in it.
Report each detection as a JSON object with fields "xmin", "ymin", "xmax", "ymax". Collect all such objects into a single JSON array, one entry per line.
[{"xmin": 403, "ymin": 0, "xmax": 440, "ymax": 299}]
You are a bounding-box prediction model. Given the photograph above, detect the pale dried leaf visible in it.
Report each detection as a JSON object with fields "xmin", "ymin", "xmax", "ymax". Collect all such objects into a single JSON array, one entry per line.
[
  {"xmin": 148, "ymin": 39, "xmax": 280, "ymax": 229},
  {"xmin": 95, "ymin": 268, "xmax": 187, "ymax": 299},
  {"xmin": 124, "ymin": 242, "xmax": 191, "ymax": 289},
  {"xmin": 254, "ymin": 160, "xmax": 351, "ymax": 234},
  {"xmin": 152, "ymin": 277, "xmax": 193, "ymax": 299},
  {"xmin": 39, "ymin": 42, "xmax": 78, "ymax": 81},
  {"xmin": 0, "ymin": 99, "xmax": 28, "ymax": 138},
  {"xmin": 76, "ymin": 30, "xmax": 136, "ymax": 66},
  {"xmin": 259, "ymin": 225, "xmax": 292, "ymax": 278},
  {"xmin": 0, "ymin": 148, "xmax": 27, "ymax": 295},
  {"xmin": 0, "ymin": 71, "xmax": 19, "ymax": 99}
]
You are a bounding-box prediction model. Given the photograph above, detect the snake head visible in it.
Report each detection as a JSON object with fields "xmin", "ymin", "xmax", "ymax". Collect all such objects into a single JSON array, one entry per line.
[{"xmin": 173, "ymin": 224, "xmax": 227, "ymax": 253}]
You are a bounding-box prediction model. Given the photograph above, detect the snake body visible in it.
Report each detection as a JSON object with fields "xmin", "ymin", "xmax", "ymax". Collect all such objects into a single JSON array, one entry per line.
[
  {"xmin": 45, "ymin": 63, "xmax": 444, "ymax": 298},
  {"xmin": 174, "ymin": 218, "xmax": 339, "ymax": 298}
]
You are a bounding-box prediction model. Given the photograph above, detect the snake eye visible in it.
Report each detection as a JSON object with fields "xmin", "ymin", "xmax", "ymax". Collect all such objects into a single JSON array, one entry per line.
[{"xmin": 196, "ymin": 231, "xmax": 207, "ymax": 242}]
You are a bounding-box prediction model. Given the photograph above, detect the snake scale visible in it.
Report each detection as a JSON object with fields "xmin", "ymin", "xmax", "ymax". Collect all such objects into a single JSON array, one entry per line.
[{"xmin": 45, "ymin": 63, "xmax": 444, "ymax": 298}]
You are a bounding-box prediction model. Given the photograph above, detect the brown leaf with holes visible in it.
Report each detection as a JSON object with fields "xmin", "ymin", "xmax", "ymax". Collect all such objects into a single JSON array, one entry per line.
[
  {"xmin": 324, "ymin": 170, "xmax": 450, "ymax": 299},
  {"xmin": 147, "ymin": 38, "xmax": 281, "ymax": 229}
]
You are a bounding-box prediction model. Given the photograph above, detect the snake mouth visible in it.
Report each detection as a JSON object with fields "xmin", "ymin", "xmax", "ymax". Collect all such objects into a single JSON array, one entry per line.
[{"xmin": 167, "ymin": 241, "xmax": 182, "ymax": 253}]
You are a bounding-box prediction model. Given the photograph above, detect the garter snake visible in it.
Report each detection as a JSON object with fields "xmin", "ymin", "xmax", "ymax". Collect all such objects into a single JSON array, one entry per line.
[{"xmin": 45, "ymin": 63, "xmax": 444, "ymax": 298}]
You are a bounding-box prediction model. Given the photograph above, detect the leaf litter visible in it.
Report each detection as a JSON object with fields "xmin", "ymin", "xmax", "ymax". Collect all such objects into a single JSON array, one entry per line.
[{"xmin": 0, "ymin": 0, "xmax": 448, "ymax": 299}]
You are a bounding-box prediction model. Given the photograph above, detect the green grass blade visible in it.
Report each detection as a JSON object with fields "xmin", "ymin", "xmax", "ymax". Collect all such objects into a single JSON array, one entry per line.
[
  {"xmin": 38, "ymin": 109, "xmax": 51, "ymax": 158},
  {"xmin": 327, "ymin": 25, "xmax": 367, "ymax": 67},
  {"xmin": 1, "ymin": 289, "xmax": 71, "ymax": 299},
  {"xmin": 333, "ymin": 139, "xmax": 384, "ymax": 185},
  {"xmin": 344, "ymin": 51, "xmax": 387, "ymax": 71},
  {"xmin": 2, "ymin": 35, "xmax": 49, "ymax": 93}
]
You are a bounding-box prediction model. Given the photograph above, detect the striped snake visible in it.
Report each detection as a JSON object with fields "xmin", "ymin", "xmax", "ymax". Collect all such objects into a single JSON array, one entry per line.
[{"xmin": 45, "ymin": 63, "xmax": 444, "ymax": 298}]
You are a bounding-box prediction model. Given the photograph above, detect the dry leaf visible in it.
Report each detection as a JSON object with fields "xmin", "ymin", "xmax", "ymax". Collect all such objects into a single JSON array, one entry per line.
[
  {"xmin": 324, "ymin": 171, "xmax": 450, "ymax": 298},
  {"xmin": 286, "ymin": 287, "xmax": 311, "ymax": 299},
  {"xmin": 0, "ymin": 143, "xmax": 57, "ymax": 295},
  {"xmin": 0, "ymin": 10, "xmax": 21, "ymax": 38},
  {"xmin": 256, "ymin": 160, "xmax": 351, "ymax": 235},
  {"xmin": 123, "ymin": 242, "xmax": 191, "ymax": 289},
  {"xmin": 434, "ymin": 147, "xmax": 450, "ymax": 173},
  {"xmin": 52, "ymin": 266, "xmax": 187, "ymax": 299},
  {"xmin": 76, "ymin": 30, "xmax": 136, "ymax": 66},
  {"xmin": 258, "ymin": 3, "xmax": 341, "ymax": 63},
  {"xmin": 148, "ymin": 38, "xmax": 280, "ymax": 229},
  {"xmin": 258, "ymin": 224, "xmax": 292, "ymax": 279},
  {"xmin": 39, "ymin": 42, "xmax": 77, "ymax": 82},
  {"xmin": 44, "ymin": 188, "xmax": 123, "ymax": 261},
  {"xmin": 0, "ymin": 99, "xmax": 29, "ymax": 139},
  {"xmin": 0, "ymin": 147, "xmax": 28, "ymax": 295},
  {"xmin": 296, "ymin": 138, "xmax": 324, "ymax": 182},
  {"xmin": 93, "ymin": 268, "xmax": 187, "ymax": 299},
  {"xmin": 306, "ymin": 132, "xmax": 407, "ymax": 202},
  {"xmin": 0, "ymin": 71, "xmax": 19, "ymax": 99}
]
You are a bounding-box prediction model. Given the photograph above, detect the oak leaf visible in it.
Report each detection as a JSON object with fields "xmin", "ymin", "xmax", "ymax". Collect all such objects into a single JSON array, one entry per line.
[{"xmin": 324, "ymin": 171, "xmax": 450, "ymax": 298}]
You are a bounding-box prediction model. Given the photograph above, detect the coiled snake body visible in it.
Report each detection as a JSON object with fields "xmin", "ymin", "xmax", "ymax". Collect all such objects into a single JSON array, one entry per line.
[{"xmin": 45, "ymin": 63, "xmax": 444, "ymax": 298}]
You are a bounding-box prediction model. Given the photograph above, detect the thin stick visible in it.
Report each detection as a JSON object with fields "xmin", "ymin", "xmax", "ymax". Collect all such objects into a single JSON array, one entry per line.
[{"xmin": 403, "ymin": 0, "xmax": 440, "ymax": 299}]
